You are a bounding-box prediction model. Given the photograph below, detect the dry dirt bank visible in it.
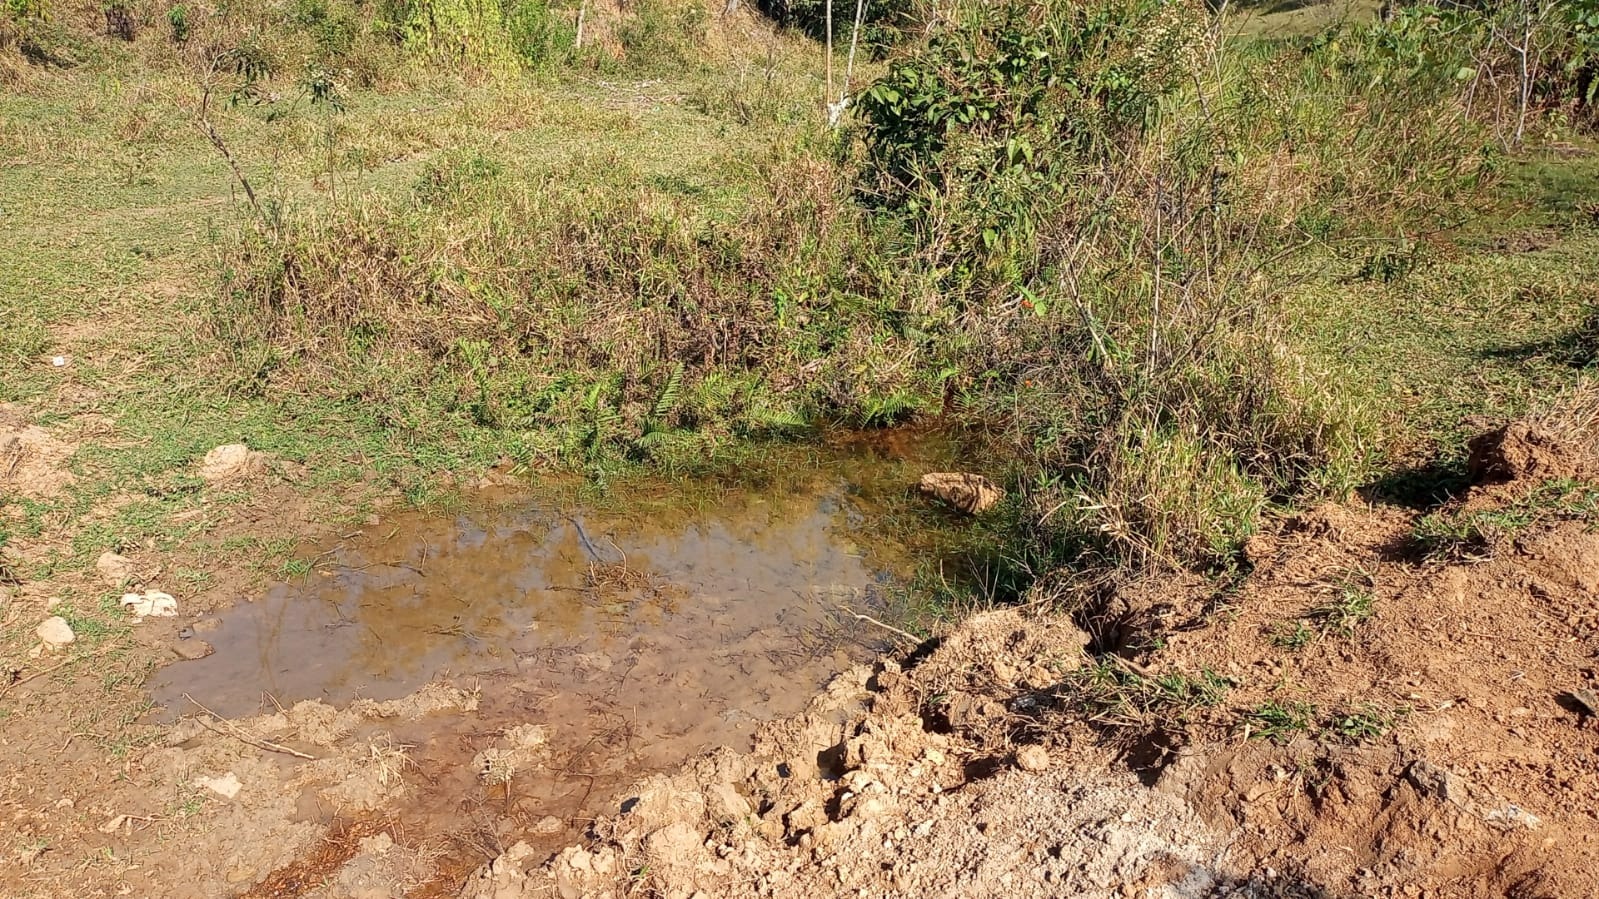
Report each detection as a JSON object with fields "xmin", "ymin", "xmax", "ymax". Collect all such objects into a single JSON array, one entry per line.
[{"xmin": 461, "ymin": 423, "xmax": 1599, "ymax": 899}]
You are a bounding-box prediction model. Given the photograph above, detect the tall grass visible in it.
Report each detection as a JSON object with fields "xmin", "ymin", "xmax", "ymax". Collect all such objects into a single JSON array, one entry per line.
[
  {"xmin": 208, "ymin": 0, "xmax": 1508, "ymax": 582},
  {"xmin": 846, "ymin": 0, "xmax": 1493, "ymax": 578},
  {"xmin": 212, "ymin": 149, "xmax": 937, "ymax": 470}
]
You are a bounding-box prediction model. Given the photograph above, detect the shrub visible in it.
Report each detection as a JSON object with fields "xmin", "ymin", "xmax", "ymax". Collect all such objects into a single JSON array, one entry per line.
[
  {"xmin": 377, "ymin": 0, "xmax": 508, "ymax": 60},
  {"xmin": 761, "ymin": 0, "xmax": 920, "ymax": 52},
  {"xmin": 212, "ymin": 154, "xmax": 926, "ymax": 467},
  {"xmin": 850, "ymin": 0, "xmax": 1402, "ymax": 575},
  {"xmin": 166, "ymin": 4, "xmax": 189, "ymax": 45},
  {"xmin": 504, "ymin": 0, "xmax": 576, "ymax": 68}
]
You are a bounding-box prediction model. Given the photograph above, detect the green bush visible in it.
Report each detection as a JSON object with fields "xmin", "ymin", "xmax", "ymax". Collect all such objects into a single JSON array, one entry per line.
[
  {"xmin": 846, "ymin": 0, "xmax": 1493, "ymax": 574},
  {"xmin": 289, "ymin": 0, "xmax": 360, "ymax": 59},
  {"xmin": 504, "ymin": 0, "xmax": 575, "ymax": 68},
  {"xmin": 377, "ymin": 0, "xmax": 508, "ymax": 60},
  {"xmin": 858, "ymin": 0, "xmax": 1200, "ymax": 200},
  {"xmin": 166, "ymin": 4, "xmax": 190, "ymax": 44}
]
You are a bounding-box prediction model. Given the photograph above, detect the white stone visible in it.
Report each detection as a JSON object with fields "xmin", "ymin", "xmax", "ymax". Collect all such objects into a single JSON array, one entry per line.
[
  {"xmin": 198, "ymin": 444, "xmax": 263, "ymax": 482},
  {"xmin": 120, "ymin": 590, "xmax": 178, "ymax": 618},
  {"xmin": 95, "ymin": 551, "xmax": 134, "ymax": 586},
  {"xmin": 35, "ymin": 616, "xmax": 75, "ymax": 648}
]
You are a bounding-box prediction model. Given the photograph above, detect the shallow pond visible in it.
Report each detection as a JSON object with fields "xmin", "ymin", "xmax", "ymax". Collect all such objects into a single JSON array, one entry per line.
[{"xmin": 149, "ymin": 431, "xmax": 988, "ymax": 858}]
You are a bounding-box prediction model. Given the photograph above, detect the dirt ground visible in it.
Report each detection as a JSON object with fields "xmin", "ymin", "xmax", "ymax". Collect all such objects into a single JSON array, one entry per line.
[
  {"xmin": 459, "ymin": 422, "xmax": 1599, "ymax": 899},
  {"xmin": 6, "ymin": 403, "xmax": 1599, "ymax": 898}
]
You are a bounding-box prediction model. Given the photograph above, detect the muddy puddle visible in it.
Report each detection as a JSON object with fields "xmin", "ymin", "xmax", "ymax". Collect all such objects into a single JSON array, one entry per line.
[{"xmin": 149, "ymin": 433, "xmax": 983, "ymax": 866}]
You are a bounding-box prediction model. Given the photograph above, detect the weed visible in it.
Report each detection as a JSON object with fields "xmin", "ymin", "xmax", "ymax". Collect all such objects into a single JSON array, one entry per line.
[
  {"xmin": 1242, "ymin": 700, "xmax": 1318, "ymax": 743},
  {"xmin": 56, "ymin": 602, "xmax": 125, "ymax": 642},
  {"xmin": 1066, "ymin": 661, "xmax": 1231, "ymax": 728},
  {"xmin": 1325, "ymin": 703, "xmax": 1403, "ymax": 742},
  {"xmin": 1415, "ymin": 477, "xmax": 1599, "ymax": 560},
  {"xmin": 1272, "ymin": 620, "xmax": 1317, "ymax": 651},
  {"xmin": 167, "ymin": 5, "xmax": 190, "ymax": 45},
  {"xmin": 1310, "ymin": 579, "xmax": 1377, "ymax": 638}
]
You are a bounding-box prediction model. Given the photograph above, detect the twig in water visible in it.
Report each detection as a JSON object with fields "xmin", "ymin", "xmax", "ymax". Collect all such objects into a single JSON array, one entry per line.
[
  {"xmin": 839, "ymin": 606, "xmax": 922, "ymax": 645},
  {"xmin": 184, "ymin": 693, "xmax": 318, "ymax": 760}
]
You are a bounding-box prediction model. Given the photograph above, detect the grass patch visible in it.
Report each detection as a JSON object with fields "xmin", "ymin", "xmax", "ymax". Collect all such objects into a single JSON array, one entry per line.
[
  {"xmin": 0, "ymin": 0, "xmax": 1595, "ymax": 659},
  {"xmin": 1414, "ymin": 477, "xmax": 1599, "ymax": 560},
  {"xmin": 1242, "ymin": 700, "xmax": 1319, "ymax": 743},
  {"xmin": 1309, "ymin": 578, "xmax": 1377, "ymax": 638},
  {"xmin": 1066, "ymin": 661, "xmax": 1232, "ymax": 728},
  {"xmin": 1325, "ymin": 703, "xmax": 1404, "ymax": 743}
]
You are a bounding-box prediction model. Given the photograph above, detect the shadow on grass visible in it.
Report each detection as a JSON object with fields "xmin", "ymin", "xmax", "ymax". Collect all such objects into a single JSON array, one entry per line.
[
  {"xmin": 1361, "ymin": 461, "xmax": 1471, "ymax": 512},
  {"xmin": 1479, "ymin": 317, "xmax": 1599, "ymax": 371}
]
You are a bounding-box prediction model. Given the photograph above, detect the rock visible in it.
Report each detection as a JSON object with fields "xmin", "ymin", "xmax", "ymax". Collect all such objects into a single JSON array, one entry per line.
[
  {"xmin": 196, "ymin": 772, "xmax": 242, "ymax": 800},
  {"xmin": 461, "ymin": 842, "xmax": 538, "ymax": 899},
  {"xmin": 706, "ymin": 781, "xmax": 752, "ymax": 823},
  {"xmin": 1015, "ymin": 745, "xmax": 1051, "ymax": 772},
  {"xmin": 192, "ymin": 616, "xmax": 222, "ymax": 633},
  {"xmin": 1483, "ymin": 803, "xmax": 1542, "ymax": 831},
  {"xmin": 119, "ymin": 590, "xmax": 178, "ymax": 618},
  {"xmin": 198, "ymin": 444, "xmax": 264, "ymax": 483},
  {"xmin": 95, "ymin": 551, "xmax": 135, "ymax": 587},
  {"xmin": 918, "ymin": 472, "xmax": 1004, "ymax": 514},
  {"xmin": 172, "ymin": 639, "xmax": 214, "ymax": 661},
  {"xmin": 1406, "ymin": 760, "xmax": 1470, "ymax": 806},
  {"xmin": 35, "ymin": 616, "xmax": 75, "ymax": 648}
]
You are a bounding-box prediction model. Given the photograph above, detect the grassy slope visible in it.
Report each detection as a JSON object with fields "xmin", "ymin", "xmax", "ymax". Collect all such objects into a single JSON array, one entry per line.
[
  {"xmin": 1, "ymin": 3, "xmax": 1595, "ymax": 648},
  {"xmin": 1289, "ymin": 149, "xmax": 1599, "ymax": 500},
  {"xmin": 0, "ymin": 58, "xmax": 808, "ymax": 551}
]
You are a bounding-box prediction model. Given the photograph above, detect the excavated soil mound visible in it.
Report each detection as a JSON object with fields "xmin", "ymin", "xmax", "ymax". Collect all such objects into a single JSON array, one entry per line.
[{"xmin": 460, "ymin": 419, "xmax": 1599, "ymax": 899}]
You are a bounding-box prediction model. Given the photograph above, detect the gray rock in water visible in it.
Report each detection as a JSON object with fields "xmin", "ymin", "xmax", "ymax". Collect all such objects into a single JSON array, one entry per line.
[{"xmin": 172, "ymin": 639, "xmax": 214, "ymax": 661}]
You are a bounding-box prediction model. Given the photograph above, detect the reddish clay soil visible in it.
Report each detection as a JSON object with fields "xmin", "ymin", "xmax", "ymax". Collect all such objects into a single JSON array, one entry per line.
[{"xmin": 463, "ymin": 422, "xmax": 1599, "ymax": 899}]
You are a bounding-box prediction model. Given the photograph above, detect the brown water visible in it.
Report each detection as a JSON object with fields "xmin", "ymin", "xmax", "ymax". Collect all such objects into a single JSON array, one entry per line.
[{"xmin": 150, "ymin": 434, "xmax": 973, "ymax": 858}]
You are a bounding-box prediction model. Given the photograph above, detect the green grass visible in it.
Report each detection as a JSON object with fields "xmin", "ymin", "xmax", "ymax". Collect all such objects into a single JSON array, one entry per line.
[
  {"xmin": 1310, "ymin": 578, "xmax": 1377, "ymax": 637},
  {"xmin": 3, "ymin": 0, "xmax": 1598, "ymax": 668},
  {"xmin": 1066, "ymin": 661, "xmax": 1233, "ymax": 727},
  {"xmin": 1242, "ymin": 700, "xmax": 1318, "ymax": 743},
  {"xmin": 1325, "ymin": 703, "xmax": 1403, "ymax": 742},
  {"xmin": 1272, "ymin": 619, "xmax": 1317, "ymax": 651},
  {"xmin": 0, "ymin": 20, "xmax": 844, "ymax": 667},
  {"xmin": 1414, "ymin": 477, "xmax": 1599, "ymax": 560},
  {"xmin": 1241, "ymin": 699, "xmax": 1400, "ymax": 743},
  {"xmin": 1289, "ymin": 147, "xmax": 1599, "ymax": 501}
]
